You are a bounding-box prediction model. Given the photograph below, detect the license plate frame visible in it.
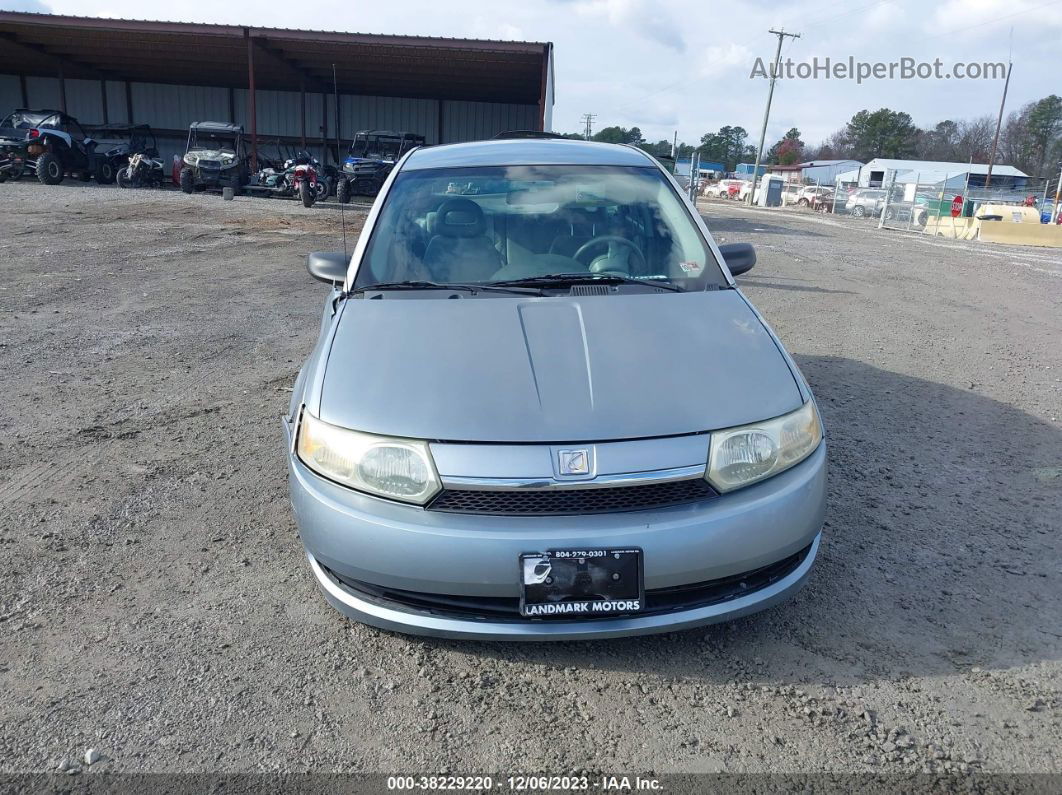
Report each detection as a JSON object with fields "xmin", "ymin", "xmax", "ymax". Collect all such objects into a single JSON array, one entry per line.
[{"xmin": 519, "ymin": 548, "xmax": 644, "ymax": 619}]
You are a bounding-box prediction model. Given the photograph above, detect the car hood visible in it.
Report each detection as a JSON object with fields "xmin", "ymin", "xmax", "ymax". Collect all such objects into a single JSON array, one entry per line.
[
  {"xmin": 317, "ymin": 290, "xmax": 803, "ymax": 442},
  {"xmin": 185, "ymin": 149, "xmax": 236, "ymax": 163}
]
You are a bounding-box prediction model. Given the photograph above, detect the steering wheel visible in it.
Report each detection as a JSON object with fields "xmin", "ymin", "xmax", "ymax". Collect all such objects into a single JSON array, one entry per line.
[{"xmin": 573, "ymin": 235, "xmax": 646, "ymax": 272}]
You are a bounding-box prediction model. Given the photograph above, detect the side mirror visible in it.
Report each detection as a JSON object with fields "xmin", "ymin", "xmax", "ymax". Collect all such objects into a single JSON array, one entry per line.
[
  {"xmin": 717, "ymin": 242, "xmax": 756, "ymax": 277},
  {"xmin": 307, "ymin": 251, "xmax": 348, "ymax": 284}
]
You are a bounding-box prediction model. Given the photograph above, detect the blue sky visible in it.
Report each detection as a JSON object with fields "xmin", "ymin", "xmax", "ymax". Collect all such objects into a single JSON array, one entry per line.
[{"xmin": 5, "ymin": 0, "xmax": 1061, "ymax": 147}]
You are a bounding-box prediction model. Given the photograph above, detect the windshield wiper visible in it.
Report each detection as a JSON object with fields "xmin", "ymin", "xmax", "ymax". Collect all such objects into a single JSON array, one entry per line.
[
  {"xmin": 351, "ymin": 280, "xmax": 543, "ymax": 296},
  {"xmin": 492, "ymin": 272, "xmax": 685, "ymax": 292}
]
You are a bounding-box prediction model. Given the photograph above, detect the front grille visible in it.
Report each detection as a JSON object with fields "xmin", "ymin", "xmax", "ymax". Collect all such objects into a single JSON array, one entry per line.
[
  {"xmin": 428, "ymin": 477, "xmax": 718, "ymax": 516},
  {"xmin": 320, "ymin": 543, "xmax": 812, "ymax": 623}
]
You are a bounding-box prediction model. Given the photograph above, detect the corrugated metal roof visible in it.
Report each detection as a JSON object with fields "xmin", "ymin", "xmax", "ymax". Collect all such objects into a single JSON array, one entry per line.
[
  {"xmin": 0, "ymin": 11, "xmax": 547, "ymax": 48},
  {"xmin": 0, "ymin": 12, "xmax": 551, "ymax": 105},
  {"xmin": 863, "ymin": 158, "xmax": 1028, "ymax": 177},
  {"xmin": 798, "ymin": 159, "xmax": 862, "ymax": 167}
]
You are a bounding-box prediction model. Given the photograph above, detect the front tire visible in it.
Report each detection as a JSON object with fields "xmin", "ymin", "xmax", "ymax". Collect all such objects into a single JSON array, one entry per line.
[
  {"xmin": 179, "ymin": 167, "xmax": 194, "ymax": 194},
  {"xmin": 851, "ymin": 205, "xmax": 865, "ymax": 218},
  {"xmin": 299, "ymin": 179, "xmax": 315, "ymax": 208},
  {"xmin": 336, "ymin": 177, "xmax": 350, "ymax": 204},
  {"xmin": 116, "ymin": 166, "xmax": 135, "ymax": 189},
  {"xmin": 36, "ymin": 152, "xmax": 64, "ymax": 185},
  {"xmin": 95, "ymin": 160, "xmax": 116, "ymax": 184}
]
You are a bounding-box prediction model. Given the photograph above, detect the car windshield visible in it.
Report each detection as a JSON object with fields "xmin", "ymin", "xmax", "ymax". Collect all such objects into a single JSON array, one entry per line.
[
  {"xmin": 1, "ymin": 112, "xmax": 54, "ymax": 130},
  {"xmin": 193, "ymin": 132, "xmax": 235, "ymax": 152},
  {"xmin": 351, "ymin": 134, "xmax": 420, "ymax": 160},
  {"xmin": 355, "ymin": 164, "xmax": 727, "ymax": 292}
]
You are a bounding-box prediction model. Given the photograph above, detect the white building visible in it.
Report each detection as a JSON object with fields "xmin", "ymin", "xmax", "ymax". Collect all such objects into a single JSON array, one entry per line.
[{"xmin": 856, "ymin": 158, "xmax": 1028, "ymax": 189}]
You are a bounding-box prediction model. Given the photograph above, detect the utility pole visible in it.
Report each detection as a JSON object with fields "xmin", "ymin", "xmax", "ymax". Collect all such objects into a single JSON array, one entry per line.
[
  {"xmin": 671, "ymin": 131, "xmax": 677, "ymax": 159},
  {"xmin": 1053, "ymin": 161, "xmax": 1062, "ymax": 224},
  {"xmin": 985, "ymin": 61, "xmax": 1012, "ymax": 189},
  {"xmin": 581, "ymin": 113, "xmax": 596, "ymax": 141},
  {"xmin": 747, "ymin": 28, "xmax": 800, "ymax": 205}
]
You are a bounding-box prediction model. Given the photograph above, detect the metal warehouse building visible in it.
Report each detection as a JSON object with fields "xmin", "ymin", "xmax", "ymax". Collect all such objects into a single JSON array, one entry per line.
[{"xmin": 0, "ymin": 12, "xmax": 555, "ymax": 167}]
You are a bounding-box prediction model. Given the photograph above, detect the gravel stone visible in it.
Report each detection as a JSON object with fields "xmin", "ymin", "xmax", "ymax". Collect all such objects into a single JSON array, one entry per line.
[{"xmin": 0, "ymin": 186, "xmax": 1059, "ymax": 774}]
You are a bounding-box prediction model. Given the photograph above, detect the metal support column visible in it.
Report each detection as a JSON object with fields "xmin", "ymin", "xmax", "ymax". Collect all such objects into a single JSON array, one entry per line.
[
  {"xmin": 124, "ymin": 81, "xmax": 133, "ymax": 123},
  {"xmin": 100, "ymin": 79, "xmax": 109, "ymax": 123},
  {"xmin": 245, "ymin": 30, "xmax": 258, "ymax": 172},
  {"xmin": 321, "ymin": 93, "xmax": 328, "ymax": 165},
  {"xmin": 537, "ymin": 45, "xmax": 549, "ymax": 132},
  {"xmin": 18, "ymin": 73, "xmax": 28, "ymax": 107},
  {"xmin": 300, "ymin": 80, "xmax": 307, "ymax": 149},
  {"xmin": 57, "ymin": 61, "xmax": 66, "ymax": 113}
]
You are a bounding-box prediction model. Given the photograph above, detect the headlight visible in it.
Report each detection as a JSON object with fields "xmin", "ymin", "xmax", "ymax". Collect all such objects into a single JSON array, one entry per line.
[
  {"xmin": 706, "ymin": 401, "xmax": 822, "ymax": 492},
  {"xmin": 295, "ymin": 410, "xmax": 441, "ymax": 505}
]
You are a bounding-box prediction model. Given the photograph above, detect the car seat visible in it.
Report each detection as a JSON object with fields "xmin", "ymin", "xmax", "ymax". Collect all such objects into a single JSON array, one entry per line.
[{"xmin": 422, "ymin": 198, "xmax": 500, "ymax": 282}]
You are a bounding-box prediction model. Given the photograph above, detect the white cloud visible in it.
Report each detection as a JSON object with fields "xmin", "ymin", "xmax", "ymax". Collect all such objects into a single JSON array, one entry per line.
[
  {"xmin": 568, "ymin": 0, "xmax": 685, "ymax": 51},
  {"xmin": 698, "ymin": 43, "xmax": 754, "ymax": 79}
]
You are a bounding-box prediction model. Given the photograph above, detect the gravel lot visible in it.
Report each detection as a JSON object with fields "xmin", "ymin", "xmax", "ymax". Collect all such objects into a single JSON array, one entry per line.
[{"xmin": 0, "ymin": 182, "xmax": 1059, "ymax": 777}]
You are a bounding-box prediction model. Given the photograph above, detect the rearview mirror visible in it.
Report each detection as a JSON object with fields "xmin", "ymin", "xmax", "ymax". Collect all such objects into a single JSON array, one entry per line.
[
  {"xmin": 717, "ymin": 243, "xmax": 756, "ymax": 277},
  {"xmin": 307, "ymin": 251, "xmax": 348, "ymax": 284}
]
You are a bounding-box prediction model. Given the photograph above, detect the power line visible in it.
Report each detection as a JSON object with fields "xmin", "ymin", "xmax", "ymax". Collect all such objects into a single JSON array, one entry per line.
[
  {"xmin": 922, "ymin": 0, "xmax": 1061, "ymax": 40},
  {"xmin": 797, "ymin": 0, "xmax": 888, "ymax": 30},
  {"xmin": 799, "ymin": 0, "xmax": 890, "ymax": 31}
]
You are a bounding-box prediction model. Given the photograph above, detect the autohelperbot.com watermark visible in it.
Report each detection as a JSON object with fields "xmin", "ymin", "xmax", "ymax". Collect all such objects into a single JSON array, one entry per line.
[{"xmin": 750, "ymin": 56, "xmax": 1008, "ymax": 83}]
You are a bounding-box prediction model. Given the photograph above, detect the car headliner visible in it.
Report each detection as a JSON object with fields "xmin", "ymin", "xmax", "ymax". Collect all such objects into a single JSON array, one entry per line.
[{"xmin": 402, "ymin": 139, "xmax": 657, "ymax": 171}]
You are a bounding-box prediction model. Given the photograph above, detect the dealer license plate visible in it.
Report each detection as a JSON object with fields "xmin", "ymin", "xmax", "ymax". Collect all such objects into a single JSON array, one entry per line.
[{"xmin": 519, "ymin": 548, "xmax": 643, "ymax": 618}]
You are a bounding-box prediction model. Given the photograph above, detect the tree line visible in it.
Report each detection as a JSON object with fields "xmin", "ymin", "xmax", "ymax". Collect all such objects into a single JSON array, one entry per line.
[{"xmin": 562, "ymin": 94, "xmax": 1062, "ymax": 178}]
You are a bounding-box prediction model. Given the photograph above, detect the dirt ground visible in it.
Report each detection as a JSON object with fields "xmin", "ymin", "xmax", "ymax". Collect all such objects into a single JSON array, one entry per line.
[{"xmin": 0, "ymin": 182, "xmax": 1059, "ymax": 778}]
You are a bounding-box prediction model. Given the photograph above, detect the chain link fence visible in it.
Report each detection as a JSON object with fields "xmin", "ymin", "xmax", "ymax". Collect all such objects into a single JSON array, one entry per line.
[
  {"xmin": 875, "ymin": 173, "xmax": 1059, "ymax": 233},
  {"xmin": 696, "ymin": 171, "xmax": 1062, "ymax": 234}
]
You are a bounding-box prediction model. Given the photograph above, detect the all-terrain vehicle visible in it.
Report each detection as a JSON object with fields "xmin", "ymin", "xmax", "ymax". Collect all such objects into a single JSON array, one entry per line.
[
  {"xmin": 0, "ymin": 109, "xmax": 125, "ymax": 185},
  {"xmin": 335, "ymin": 129, "xmax": 425, "ymax": 202},
  {"xmin": 180, "ymin": 122, "xmax": 250, "ymax": 194}
]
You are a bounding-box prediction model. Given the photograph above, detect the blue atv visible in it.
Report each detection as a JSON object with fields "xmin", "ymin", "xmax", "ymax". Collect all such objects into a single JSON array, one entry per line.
[{"xmin": 335, "ymin": 129, "xmax": 425, "ymax": 203}]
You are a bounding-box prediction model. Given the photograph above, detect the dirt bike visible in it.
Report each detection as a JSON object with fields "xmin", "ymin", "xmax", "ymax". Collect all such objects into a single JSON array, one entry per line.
[{"xmin": 116, "ymin": 151, "xmax": 165, "ymax": 189}]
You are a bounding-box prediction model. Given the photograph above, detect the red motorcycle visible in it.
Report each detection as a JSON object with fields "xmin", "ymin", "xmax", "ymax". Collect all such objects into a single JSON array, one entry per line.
[{"xmin": 290, "ymin": 152, "xmax": 324, "ymax": 208}]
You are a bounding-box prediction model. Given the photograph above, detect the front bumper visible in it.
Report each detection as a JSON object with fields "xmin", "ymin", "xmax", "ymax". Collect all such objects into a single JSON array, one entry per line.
[
  {"xmin": 308, "ymin": 533, "xmax": 819, "ymax": 640},
  {"xmin": 286, "ymin": 439, "xmax": 826, "ymax": 640}
]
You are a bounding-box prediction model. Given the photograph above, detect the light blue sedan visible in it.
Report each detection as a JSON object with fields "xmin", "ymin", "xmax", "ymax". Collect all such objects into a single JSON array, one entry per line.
[{"xmin": 284, "ymin": 138, "xmax": 825, "ymax": 640}]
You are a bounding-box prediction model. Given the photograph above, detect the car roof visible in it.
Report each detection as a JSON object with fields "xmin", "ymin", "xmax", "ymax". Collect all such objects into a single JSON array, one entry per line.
[
  {"xmin": 9, "ymin": 109, "xmax": 63, "ymax": 123},
  {"xmin": 402, "ymin": 139, "xmax": 656, "ymax": 171},
  {"xmin": 190, "ymin": 121, "xmax": 242, "ymax": 132},
  {"xmin": 355, "ymin": 129, "xmax": 423, "ymax": 138}
]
